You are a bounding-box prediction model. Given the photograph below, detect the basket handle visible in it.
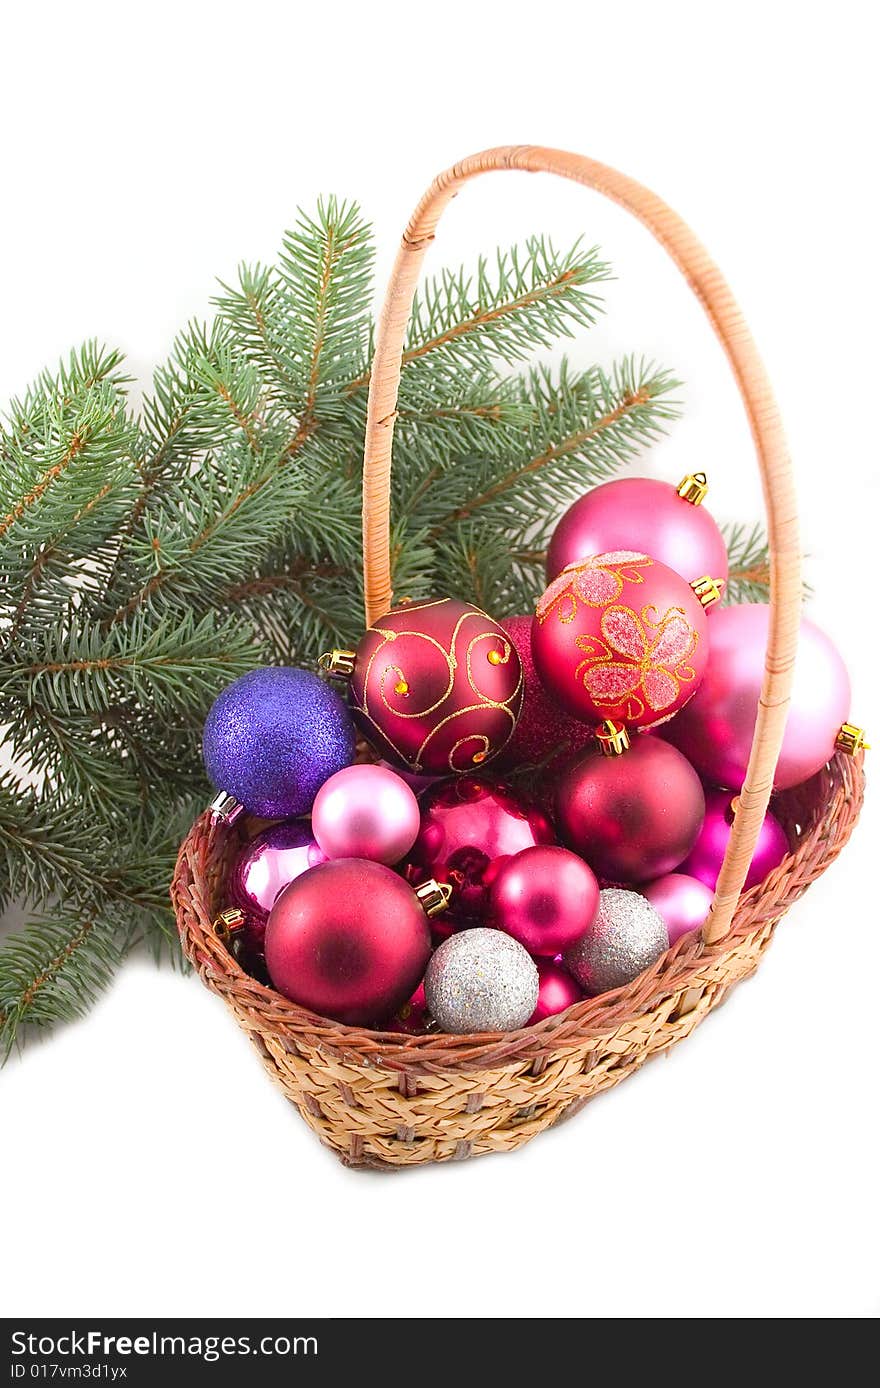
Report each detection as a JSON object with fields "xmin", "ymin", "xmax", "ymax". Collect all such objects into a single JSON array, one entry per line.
[{"xmin": 361, "ymin": 146, "xmax": 800, "ymax": 947}]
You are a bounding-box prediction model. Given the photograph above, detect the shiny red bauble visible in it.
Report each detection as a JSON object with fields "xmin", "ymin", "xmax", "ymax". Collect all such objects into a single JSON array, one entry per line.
[
  {"xmin": 489, "ymin": 845, "xmax": 600, "ymax": 955},
  {"xmin": 264, "ymin": 859, "xmax": 432, "ymax": 1026},
  {"xmin": 349, "ymin": 597, "xmax": 524, "ymax": 774},
  {"xmin": 531, "ymin": 551, "xmax": 709, "ymax": 730},
  {"xmin": 547, "ymin": 476, "xmax": 729, "ymax": 587},
  {"xmin": 497, "ymin": 616, "xmax": 596, "ymax": 772},
  {"xmin": 529, "ymin": 958, "xmax": 584, "ymax": 1024},
  {"xmin": 554, "ymin": 737, "xmax": 705, "ymax": 883},
  {"xmin": 405, "ymin": 777, "xmax": 554, "ymax": 920}
]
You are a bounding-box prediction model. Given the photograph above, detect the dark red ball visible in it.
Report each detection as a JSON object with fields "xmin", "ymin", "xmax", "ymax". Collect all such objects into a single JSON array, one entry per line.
[
  {"xmin": 554, "ymin": 737, "xmax": 705, "ymax": 883},
  {"xmin": 405, "ymin": 777, "xmax": 554, "ymax": 920},
  {"xmin": 496, "ymin": 616, "xmax": 596, "ymax": 773},
  {"xmin": 349, "ymin": 598, "xmax": 524, "ymax": 774},
  {"xmin": 264, "ymin": 859, "xmax": 432, "ymax": 1026},
  {"xmin": 529, "ymin": 958, "xmax": 584, "ymax": 1024}
]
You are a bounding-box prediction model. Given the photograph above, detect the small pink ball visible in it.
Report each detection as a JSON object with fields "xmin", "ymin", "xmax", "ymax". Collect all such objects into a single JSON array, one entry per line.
[
  {"xmin": 489, "ymin": 844, "xmax": 600, "ymax": 956},
  {"xmin": 311, "ymin": 763, "xmax": 421, "ymax": 866},
  {"xmin": 680, "ymin": 789, "xmax": 789, "ymax": 891},
  {"xmin": 529, "ymin": 958, "xmax": 584, "ymax": 1023},
  {"xmin": 642, "ymin": 872, "xmax": 714, "ymax": 945}
]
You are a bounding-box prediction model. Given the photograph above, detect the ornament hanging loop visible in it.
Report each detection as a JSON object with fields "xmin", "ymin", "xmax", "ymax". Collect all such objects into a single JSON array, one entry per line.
[
  {"xmin": 318, "ymin": 649, "xmax": 357, "ymax": 679},
  {"xmin": 676, "ymin": 471, "xmax": 709, "ymax": 505}
]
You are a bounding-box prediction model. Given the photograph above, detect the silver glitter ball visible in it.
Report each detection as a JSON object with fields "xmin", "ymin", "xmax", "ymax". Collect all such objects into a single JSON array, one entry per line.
[
  {"xmin": 424, "ymin": 928, "xmax": 539, "ymax": 1034},
  {"xmin": 563, "ymin": 888, "xmax": 668, "ymax": 995}
]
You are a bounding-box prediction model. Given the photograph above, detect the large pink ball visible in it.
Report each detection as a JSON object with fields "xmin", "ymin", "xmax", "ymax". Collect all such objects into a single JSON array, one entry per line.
[
  {"xmin": 532, "ymin": 551, "xmax": 709, "ymax": 730},
  {"xmin": 228, "ymin": 821, "xmax": 327, "ymax": 918},
  {"xmin": 529, "ymin": 958, "xmax": 584, "ymax": 1024},
  {"xmin": 680, "ymin": 790, "xmax": 789, "ymax": 891},
  {"xmin": 489, "ymin": 845, "xmax": 600, "ymax": 955},
  {"xmin": 547, "ymin": 476, "xmax": 729, "ymax": 587},
  {"xmin": 554, "ymin": 737, "xmax": 705, "ymax": 883},
  {"xmin": 311, "ymin": 763, "xmax": 421, "ymax": 866},
  {"xmin": 642, "ymin": 872, "xmax": 714, "ymax": 945},
  {"xmin": 666, "ymin": 604, "xmax": 851, "ymax": 790},
  {"xmin": 264, "ymin": 859, "xmax": 432, "ymax": 1026},
  {"xmin": 496, "ymin": 616, "xmax": 597, "ymax": 772}
]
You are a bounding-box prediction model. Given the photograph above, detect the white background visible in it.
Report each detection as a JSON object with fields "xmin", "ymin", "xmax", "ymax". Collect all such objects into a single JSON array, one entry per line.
[{"xmin": 2, "ymin": 0, "xmax": 879, "ymax": 1320}]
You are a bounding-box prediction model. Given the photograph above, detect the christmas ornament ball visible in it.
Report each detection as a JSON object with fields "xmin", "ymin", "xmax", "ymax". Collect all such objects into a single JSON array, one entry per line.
[
  {"xmin": 532, "ymin": 551, "xmax": 710, "ymax": 730},
  {"xmin": 405, "ymin": 777, "xmax": 554, "ymax": 920},
  {"xmin": 424, "ymin": 928, "xmax": 539, "ymax": 1034},
  {"xmin": 547, "ymin": 475, "xmax": 729, "ymax": 587},
  {"xmin": 680, "ymin": 790, "xmax": 789, "ymax": 891},
  {"xmin": 264, "ymin": 859, "xmax": 432, "ymax": 1026},
  {"xmin": 228, "ymin": 821, "xmax": 327, "ymax": 919},
  {"xmin": 554, "ymin": 736, "xmax": 705, "ymax": 883},
  {"xmin": 529, "ymin": 958, "xmax": 584, "ymax": 1024},
  {"xmin": 348, "ymin": 597, "xmax": 524, "ymax": 774},
  {"xmin": 203, "ymin": 666, "xmax": 356, "ymax": 817},
  {"xmin": 311, "ymin": 763, "xmax": 420, "ymax": 866},
  {"xmin": 489, "ymin": 845, "xmax": 600, "ymax": 955},
  {"xmin": 642, "ymin": 872, "xmax": 714, "ymax": 945},
  {"xmin": 497, "ymin": 616, "xmax": 597, "ymax": 772},
  {"xmin": 666, "ymin": 604, "xmax": 852, "ymax": 790},
  {"xmin": 563, "ymin": 888, "xmax": 669, "ymax": 995}
]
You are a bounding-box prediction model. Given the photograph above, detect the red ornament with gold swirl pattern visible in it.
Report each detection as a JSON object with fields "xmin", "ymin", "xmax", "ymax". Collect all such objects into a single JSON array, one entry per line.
[
  {"xmin": 327, "ymin": 598, "xmax": 524, "ymax": 774},
  {"xmin": 531, "ymin": 551, "xmax": 716, "ymax": 730}
]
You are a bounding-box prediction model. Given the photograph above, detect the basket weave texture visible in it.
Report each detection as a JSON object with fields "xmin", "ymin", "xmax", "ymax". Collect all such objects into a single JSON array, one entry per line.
[{"xmin": 171, "ymin": 147, "xmax": 866, "ymax": 1167}]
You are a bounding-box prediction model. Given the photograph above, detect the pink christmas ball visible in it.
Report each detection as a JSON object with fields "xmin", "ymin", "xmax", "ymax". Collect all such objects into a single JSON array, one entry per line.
[
  {"xmin": 228, "ymin": 821, "xmax": 327, "ymax": 918},
  {"xmin": 489, "ymin": 845, "xmax": 600, "ymax": 955},
  {"xmin": 680, "ymin": 790, "xmax": 789, "ymax": 891},
  {"xmin": 642, "ymin": 872, "xmax": 714, "ymax": 945},
  {"xmin": 547, "ymin": 476, "xmax": 729, "ymax": 588},
  {"xmin": 554, "ymin": 736, "xmax": 705, "ymax": 883},
  {"xmin": 532, "ymin": 551, "xmax": 709, "ymax": 730},
  {"xmin": 383, "ymin": 982, "xmax": 431, "ymax": 1035},
  {"xmin": 311, "ymin": 763, "xmax": 421, "ymax": 866},
  {"xmin": 666, "ymin": 604, "xmax": 851, "ymax": 791},
  {"xmin": 496, "ymin": 616, "xmax": 597, "ymax": 772},
  {"xmin": 529, "ymin": 958, "xmax": 584, "ymax": 1024}
]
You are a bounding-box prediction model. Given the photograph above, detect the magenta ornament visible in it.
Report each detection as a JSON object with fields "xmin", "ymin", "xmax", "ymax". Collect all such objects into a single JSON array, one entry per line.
[
  {"xmin": 228, "ymin": 821, "xmax": 327, "ymax": 919},
  {"xmin": 666, "ymin": 604, "xmax": 852, "ymax": 791},
  {"xmin": 311, "ymin": 763, "xmax": 421, "ymax": 866},
  {"xmin": 489, "ymin": 845, "xmax": 600, "ymax": 956},
  {"xmin": 547, "ymin": 476, "xmax": 729, "ymax": 588},
  {"xmin": 529, "ymin": 958, "xmax": 584, "ymax": 1024},
  {"xmin": 642, "ymin": 872, "xmax": 714, "ymax": 945},
  {"xmin": 554, "ymin": 736, "xmax": 705, "ymax": 883},
  {"xmin": 496, "ymin": 616, "xmax": 597, "ymax": 772},
  {"xmin": 680, "ymin": 790, "xmax": 789, "ymax": 891}
]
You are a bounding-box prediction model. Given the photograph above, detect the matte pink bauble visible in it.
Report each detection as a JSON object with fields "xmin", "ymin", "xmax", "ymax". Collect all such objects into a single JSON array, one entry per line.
[
  {"xmin": 228, "ymin": 821, "xmax": 327, "ymax": 918},
  {"xmin": 264, "ymin": 859, "xmax": 432, "ymax": 1025},
  {"xmin": 547, "ymin": 476, "xmax": 729, "ymax": 587},
  {"xmin": 532, "ymin": 551, "xmax": 710, "ymax": 730},
  {"xmin": 497, "ymin": 616, "xmax": 597, "ymax": 772},
  {"xmin": 311, "ymin": 763, "xmax": 420, "ymax": 865},
  {"xmin": 680, "ymin": 790, "xmax": 788, "ymax": 891},
  {"xmin": 642, "ymin": 872, "xmax": 714, "ymax": 945},
  {"xmin": 666, "ymin": 604, "xmax": 851, "ymax": 791},
  {"xmin": 529, "ymin": 958, "xmax": 584, "ymax": 1024},
  {"xmin": 490, "ymin": 845, "xmax": 600, "ymax": 955},
  {"xmin": 554, "ymin": 737, "xmax": 705, "ymax": 883},
  {"xmin": 405, "ymin": 777, "xmax": 554, "ymax": 920}
]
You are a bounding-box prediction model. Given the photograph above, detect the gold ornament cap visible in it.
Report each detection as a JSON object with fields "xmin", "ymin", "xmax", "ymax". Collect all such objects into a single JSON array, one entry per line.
[
  {"xmin": 676, "ymin": 471, "xmax": 709, "ymax": 505},
  {"xmin": 835, "ymin": 722, "xmax": 870, "ymax": 756},
  {"xmin": 691, "ymin": 575, "xmax": 725, "ymax": 609},
  {"xmin": 213, "ymin": 906, "xmax": 246, "ymax": 944},
  {"xmin": 318, "ymin": 649, "xmax": 357, "ymax": 679},
  {"xmin": 209, "ymin": 790, "xmax": 244, "ymax": 825},
  {"xmin": 415, "ymin": 879, "xmax": 454, "ymax": 918},
  {"xmin": 596, "ymin": 719, "xmax": 631, "ymax": 756}
]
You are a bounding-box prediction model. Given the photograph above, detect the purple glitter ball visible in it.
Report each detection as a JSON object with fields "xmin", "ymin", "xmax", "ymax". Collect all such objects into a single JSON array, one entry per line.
[{"xmin": 203, "ymin": 666, "xmax": 356, "ymax": 817}]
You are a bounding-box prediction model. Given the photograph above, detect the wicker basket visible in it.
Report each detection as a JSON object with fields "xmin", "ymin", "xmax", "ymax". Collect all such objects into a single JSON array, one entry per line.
[{"xmin": 172, "ymin": 146, "xmax": 865, "ymax": 1169}]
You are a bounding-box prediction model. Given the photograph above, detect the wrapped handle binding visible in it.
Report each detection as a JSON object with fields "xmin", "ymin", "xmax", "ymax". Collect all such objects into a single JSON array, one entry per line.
[{"xmin": 360, "ymin": 146, "xmax": 800, "ymax": 946}]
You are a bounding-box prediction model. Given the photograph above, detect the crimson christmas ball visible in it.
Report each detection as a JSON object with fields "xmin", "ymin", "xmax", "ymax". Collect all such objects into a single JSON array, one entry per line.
[
  {"xmin": 531, "ymin": 551, "xmax": 711, "ymax": 730},
  {"xmin": 554, "ymin": 735, "xmax": 705, "ymax": 883},
  {"xmin": 497, "ymin": 616, "xmax": 596, "ymax": 772},
  {"xmin": 529, "ymin": 958, "xmax": 584, "ymax": 1024},
  {"xmin": 264, "ymin": 859, "xmax": 432, "ymax": 1026},
  {"xmin": 228, "ymin": 821, "xmax": 327, "ymax": 919},
  {"xmin": 347, "ymin": 597, "xmax": 524, "ymax": 774},
  {"xmin": 680, "ymin": 790, "xmax": 789, "ymax": 891},
  {"xmin": 547, "ymin": 474, "xmax": 729, "ymax": 587},
  {"xmin": 489, "ymin": 845, "xmax": 600, "ymax": 955},
  {"xmin": 405, "ymin": 776, "xmax": 554, "ymax": 920},
  {"xmin": 665, "ymin": 604, "xmax": 853, "ymax": 790}
]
